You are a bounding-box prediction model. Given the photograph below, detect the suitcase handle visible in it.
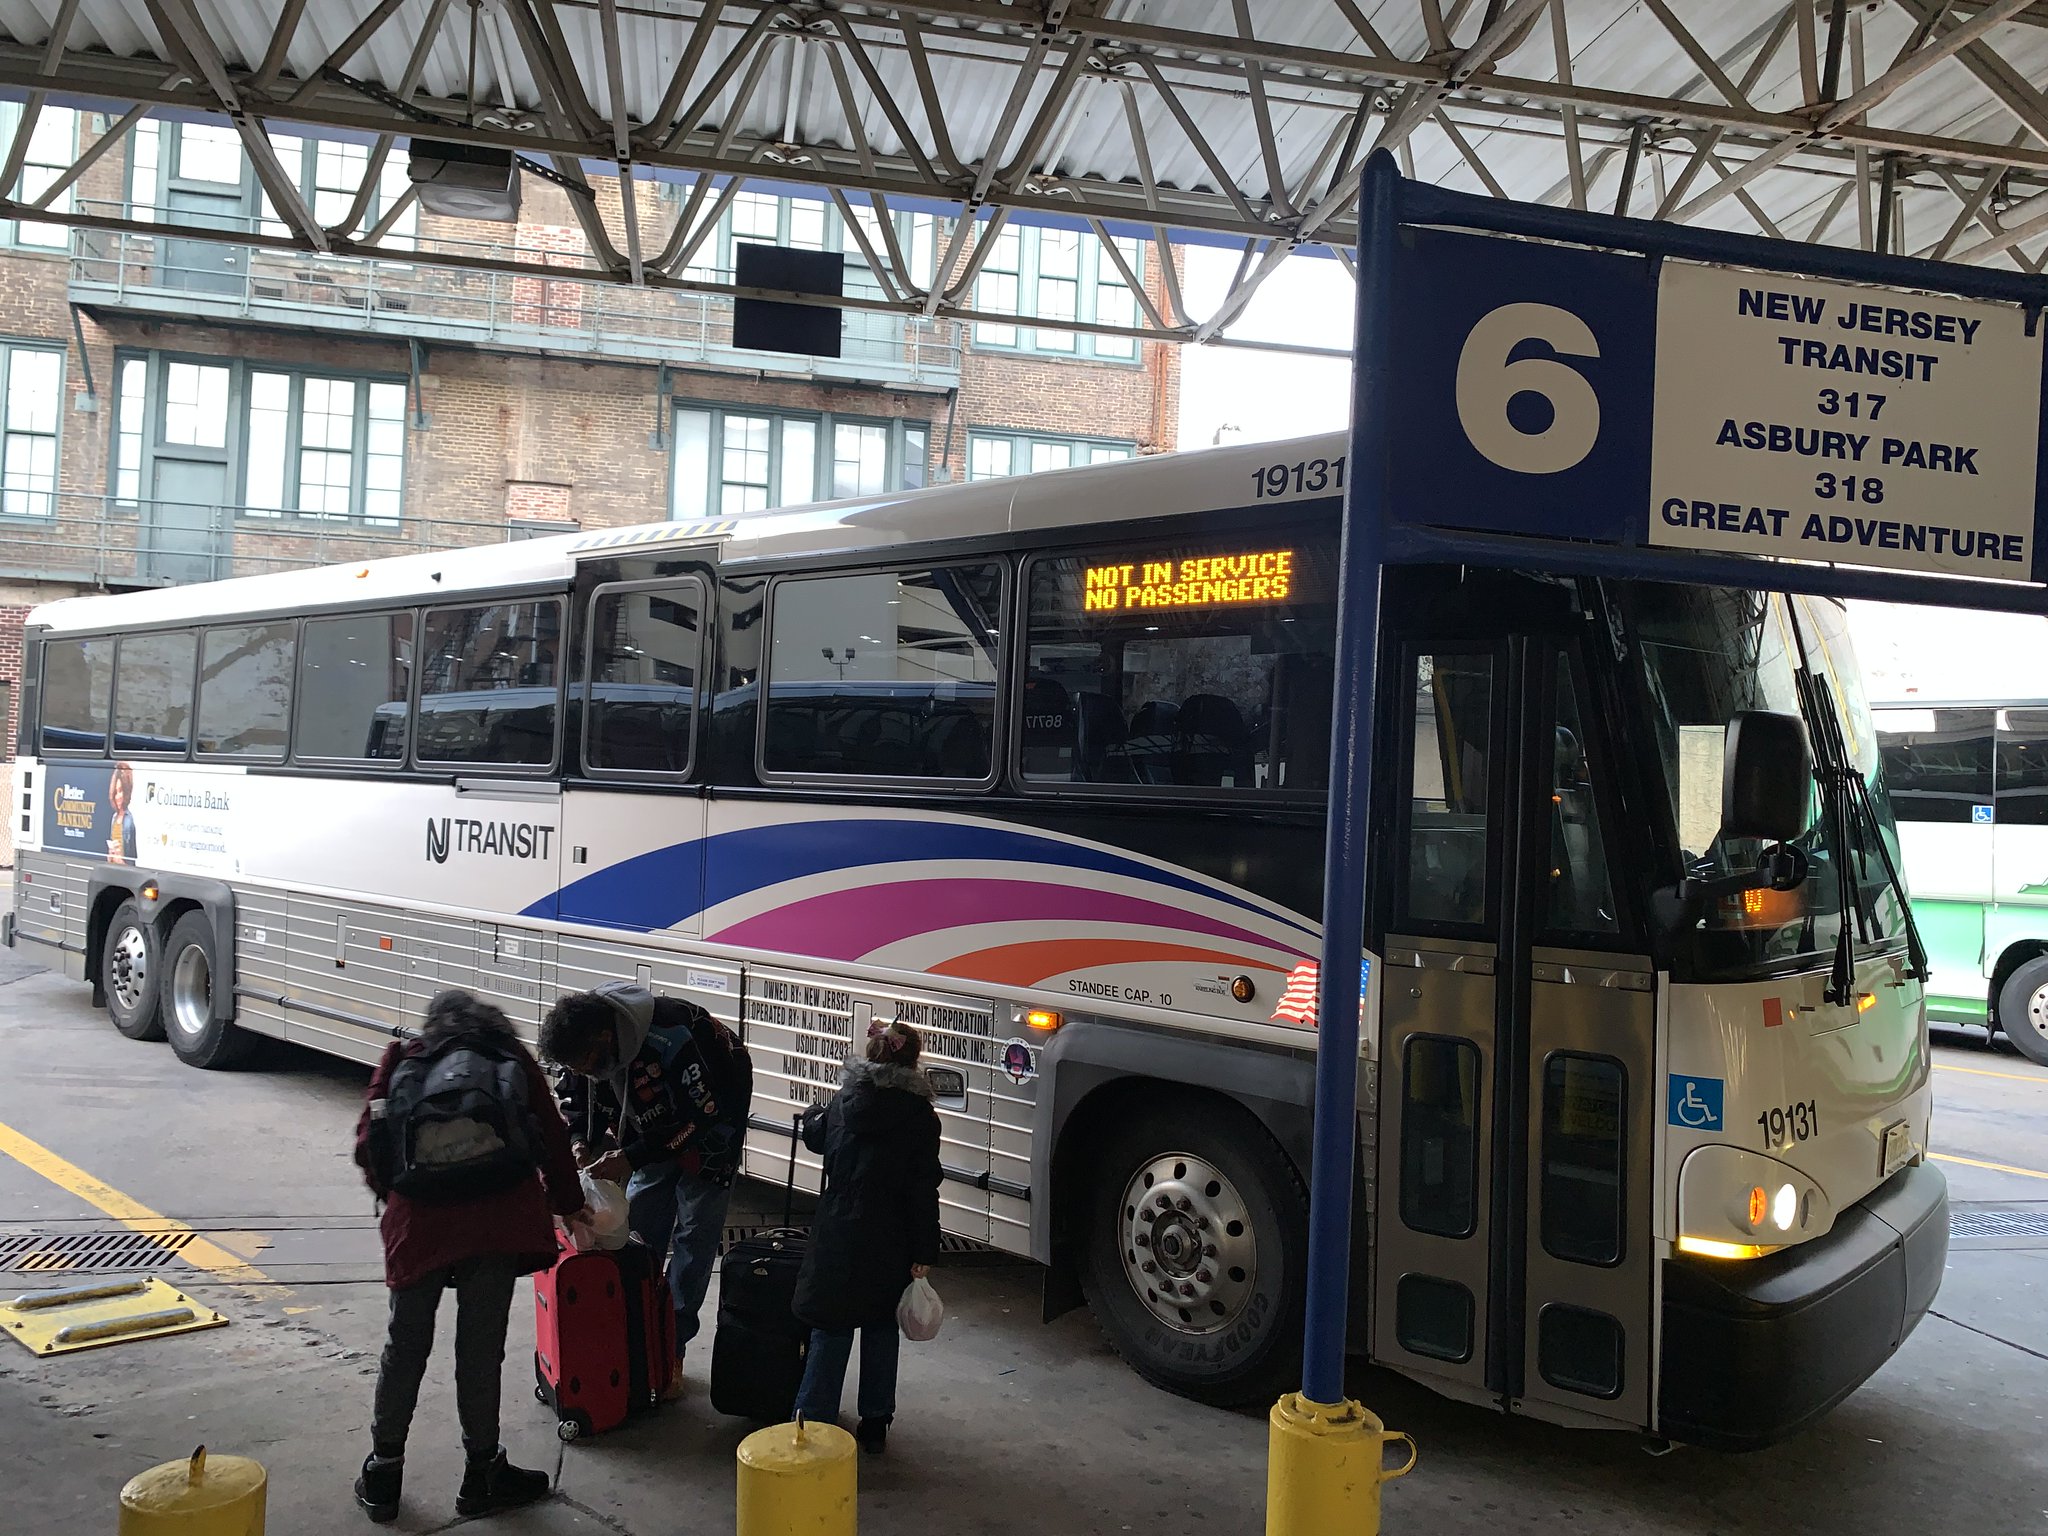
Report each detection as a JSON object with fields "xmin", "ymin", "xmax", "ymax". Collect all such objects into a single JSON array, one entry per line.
[{"xmin": 785, "ymin": 1111, "xmax": 802, "ymax": 1228}]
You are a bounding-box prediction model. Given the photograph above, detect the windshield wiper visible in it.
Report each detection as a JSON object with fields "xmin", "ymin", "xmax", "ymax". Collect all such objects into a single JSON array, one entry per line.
[{"xmin": 1800, "ymin": 673, "xmax": 1927, "ymax": 1004}]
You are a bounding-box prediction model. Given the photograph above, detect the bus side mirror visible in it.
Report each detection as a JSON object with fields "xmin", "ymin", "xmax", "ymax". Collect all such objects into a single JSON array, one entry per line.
[{"xmin": 1723, "ymin": 710, "xmax": 1810, "ymax": 844}]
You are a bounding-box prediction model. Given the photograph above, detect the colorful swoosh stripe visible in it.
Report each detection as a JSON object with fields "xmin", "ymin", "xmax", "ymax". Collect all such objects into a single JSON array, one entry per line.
[
  {"xmin": 534, "ymin": 815, "xmax": 1317, "ymax": 995},
  {"xmin": 537, "ymin": 816, "xmax": 1317, "ymax": 939}
]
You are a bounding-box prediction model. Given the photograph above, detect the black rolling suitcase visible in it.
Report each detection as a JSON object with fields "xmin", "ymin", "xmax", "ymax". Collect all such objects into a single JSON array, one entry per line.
[{"xmin": 709, "ymin": 1114, "xmax": 811, "ymax": 1420}]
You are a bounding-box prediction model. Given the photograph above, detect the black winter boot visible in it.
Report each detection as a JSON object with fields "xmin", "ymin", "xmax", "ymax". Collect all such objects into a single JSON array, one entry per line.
[
  {"xmin": 455, "ymin": 1448, "xmax": 552, "ymax": 1517},
  {"xmin": 856, "ymin": 1417, "xmax": 890, "ymax": 1455},
  {"xmin": 354, "ymin": 1453, "xmax": 402, "ymax": 1523}
]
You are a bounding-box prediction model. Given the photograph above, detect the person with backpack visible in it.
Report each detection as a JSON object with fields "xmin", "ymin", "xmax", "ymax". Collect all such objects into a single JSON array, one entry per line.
[
  {"xmin": 352, "ymin": 989, "xmax": 585, "ymax": 1525},
  {"xmin": 539, "ymin": 982, "xmax": 753, "ymax": 1392},
  {"xmin": 791, "ymin": 1020, "xmax": 943, "ymax": 1454}
]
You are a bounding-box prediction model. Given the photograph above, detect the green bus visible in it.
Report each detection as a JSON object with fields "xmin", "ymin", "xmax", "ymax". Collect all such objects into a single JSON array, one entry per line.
[{"xmin": 1873, "ymin": 700, "xmax": 2048, "ymax": 1064}]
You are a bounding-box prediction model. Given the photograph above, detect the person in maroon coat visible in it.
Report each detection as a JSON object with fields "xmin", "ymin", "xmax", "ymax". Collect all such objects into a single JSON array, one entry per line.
[{"xmin": 351, "ymin": 990, "xmax": 586, "ymax": 1525}]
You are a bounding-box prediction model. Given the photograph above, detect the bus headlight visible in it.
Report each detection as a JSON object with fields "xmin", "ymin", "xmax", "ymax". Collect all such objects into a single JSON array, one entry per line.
[{"xmin": 1676, "ymin": 1145, "xmax": 1834, "ymax": 1256}]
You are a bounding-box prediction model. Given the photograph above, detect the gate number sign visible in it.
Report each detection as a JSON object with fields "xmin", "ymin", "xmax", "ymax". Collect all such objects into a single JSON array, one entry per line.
[{"xmin": 1387, "ymin": 225, "xmax": 2048, "ymax": 583}]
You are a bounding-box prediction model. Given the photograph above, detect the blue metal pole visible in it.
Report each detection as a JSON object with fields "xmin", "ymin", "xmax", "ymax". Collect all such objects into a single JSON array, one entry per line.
[{"xmin": 1299, "ymin": 149, "xmax": 1398, "ymax": 1408}]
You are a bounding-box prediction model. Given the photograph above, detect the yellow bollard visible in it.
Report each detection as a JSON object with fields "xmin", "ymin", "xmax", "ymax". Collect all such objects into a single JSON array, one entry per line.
[
  {"xmin": 736, "ymin": 1417, "xmax": 857, "ymax": 1536},
  {"xmin": 1265, "ymin": 1393, "xmax": 1415, "ymax": 1536},
  {"xmin": 118, "ymin": 1446, "xmax": 266, "ymax": 1536}
]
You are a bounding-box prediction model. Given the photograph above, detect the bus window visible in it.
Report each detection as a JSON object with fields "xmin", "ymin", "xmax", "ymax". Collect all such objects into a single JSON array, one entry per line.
[
  {"xmin": 1997, "ymin": 708, "xmax": 2048, "ymax": 826},
  {"xmin": 586, "ymin": 581, "xmax": 702, "ymax": 775},
  {"xmin": 1795, "ymin": 597, "xmax": 1906, "ymax": 949},
  {"xmin": 196, "ymin": 622, "xmax": 295, "ymax": 759},
  {"xmin": 1544, "ymin": 655, "xmax": 1618, "ymax": 937},
  {"xmin": 1401, "ymin": 653, "xmax": 1492, "ymax": 930},
  {"xmin": 417, "ymin": 601, "xmax": 562, "ymax": 768},
  {"xmin": 763, "ymin": 564, "xmax": 1001, "ymax": 781},
  {"xmin": 1540, "ymin": 1053, "xmax": 1625, "ymax": 1266},
  {"xmin": 1875, "ymin": 707, "xmax": 1994, "ymax": 823},
  {"xmin": 1398, "ymin": 1034, "xmax": 1480, "ymax": 1239},
  {"xmin": 299, "ymin": 612, "xmax": 413, "ymax": 762},
  {"xmin": 1019, "ymin": 534, "xmax": 1335, "ymax": 792},
  {"xmin": 39, "ymin": 636, "xmax": 113, "ymax": 754},
  {"xmin": 1626, "ymin": 586, "xmax": 1843, "ymax": 973},
  {"xmin": 112, "ymin": 630, "xmax": 197, "ymax": 756}
]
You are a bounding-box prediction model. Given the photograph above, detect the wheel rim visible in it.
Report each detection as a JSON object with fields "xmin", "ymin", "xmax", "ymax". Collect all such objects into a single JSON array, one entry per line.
[
  {"xmin": 108, "ymin": 926, "xmax": 149, "ymax": 1013},
  {"xmin": 170, "ymin": 943, "xmax": 210, "ymax": 1041},
  {"xmin": 1116, "ymin": 1151, "xmax": 1257, "ymax": 1335},
  {"xmin": 2026, "ymin": 978, "xmax": 2048, "ymax": 1043}
]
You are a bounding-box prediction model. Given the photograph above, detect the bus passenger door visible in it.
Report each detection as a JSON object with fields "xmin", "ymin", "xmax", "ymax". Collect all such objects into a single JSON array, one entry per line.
[
  {"xmin": 559, "ymin": 575, "xmax": 714, "ymax": 940},
  {"xmin": 1374, "ymin": 640, "xmax": 1656, "ymax": 1428}
]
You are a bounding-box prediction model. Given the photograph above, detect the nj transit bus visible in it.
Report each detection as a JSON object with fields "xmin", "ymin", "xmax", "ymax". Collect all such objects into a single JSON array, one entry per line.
[
  {"xmin": 1872, "ymin": 698, "xmax": 2048, "ymax": 1064},
  {"xmin": 6, "ymin": 432, "xmax": 1944, "ymax": 1447}
]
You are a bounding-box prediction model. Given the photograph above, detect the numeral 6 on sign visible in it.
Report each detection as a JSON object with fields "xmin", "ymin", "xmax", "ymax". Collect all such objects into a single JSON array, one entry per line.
[{"xmin": 1454, "ymin": 302, "xmax": 1603, "ymax": 475}]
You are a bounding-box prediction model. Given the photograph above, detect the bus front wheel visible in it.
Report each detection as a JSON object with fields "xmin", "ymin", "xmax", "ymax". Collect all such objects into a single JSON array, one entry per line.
[
  {"xmin": 1998, "ymin": 955, "xmax": 2048, "ymax": 1067},
  {"xmin": 101, "ymin": 899, "xmax": 164, "ymax": 1042},
  {"xmin": 163, "ymin": 911, "xmax": 252, "ymax": 1070},
  {"xmin": 1080, "ymin": 1097, "xmax": 1306, "ymax": 1407}
]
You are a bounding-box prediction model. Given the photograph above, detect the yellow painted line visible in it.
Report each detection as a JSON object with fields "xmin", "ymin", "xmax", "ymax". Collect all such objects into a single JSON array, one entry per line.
[
  {"xmin": 1932, "ymin": 1151, "xmax": 2048, "ymax": 1182},
  {"xmin": 1936, "ymin": 1062, "xmax": 2048, "ymax": 1085},
  {"xmin": 0, "ymin": 1119, "xmax": 275, "ymax": 1285}
]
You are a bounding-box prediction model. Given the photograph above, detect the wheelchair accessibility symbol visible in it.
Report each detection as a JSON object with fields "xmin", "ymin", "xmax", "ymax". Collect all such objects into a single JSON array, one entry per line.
[{"xmin": 1667, "ymin": 1074, "xmax": 1724, "ymax": 1131}]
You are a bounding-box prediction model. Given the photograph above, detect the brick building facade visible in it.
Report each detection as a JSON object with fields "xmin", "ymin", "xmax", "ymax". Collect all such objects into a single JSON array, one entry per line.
[{"xmin": 0, "ymin": 107, "xmax": 1182, "ymax": 820}]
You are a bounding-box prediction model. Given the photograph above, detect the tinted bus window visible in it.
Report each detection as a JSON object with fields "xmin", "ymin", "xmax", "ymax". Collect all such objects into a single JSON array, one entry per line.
[
  {"xmin": 299, "ymin": 612, "xmax": 413, "ymax": 761},
  {"xmin": 39, "ymin": 636, "xmax": 113, "ymax": 753},
  {"xmin": 1998, "ymin": 708, "xmax": 2048, "ymax": 826},
  {"xmin": 1021, "ymin": 535, "xmax": 1335, "ymax": 792},
  {"xmin": 1874, "ymin": 707, "xmax": 1994, "ymax": 823},
  {"xmin": 587, "ymin": 582, "xmax": 701, "ymax": 775},
  {"xmin": 112, "ymin": 631, "xmax": 197, "ymax": 755},
  {"xmin": 197, "ymin": 623, "xmax": 295, "ymax": 759},
  {"xmin": 1403, "ymin": 652, "xmax": 1493, "ymax": 930},
  {"xmin": 1626, "ymin": 586, "xmax": 1843, "ymax": 972},
  {"xmin": 417, "ymin": 601, "xmax": 562, "ymax": 767},
  {"xmin": 765, "ymin": 564, "xmax": 1001, "ymax": 780}
]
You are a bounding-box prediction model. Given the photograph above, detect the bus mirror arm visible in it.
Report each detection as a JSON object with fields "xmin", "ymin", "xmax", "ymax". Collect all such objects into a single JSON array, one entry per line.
[{"xmin": 1676, "ymin": 842, "xmax": 1810, "ymax": 906}]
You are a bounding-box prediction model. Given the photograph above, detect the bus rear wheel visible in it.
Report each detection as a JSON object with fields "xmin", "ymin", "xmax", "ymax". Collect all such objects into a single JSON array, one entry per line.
[
  {"xmin": 1080, "ymin": 1097, "xmax": 1306, "ymax": 1407},
  {"xmin": 102, "ymin": 899, "xmax": 164, "ymax": 1042},
  {"xmin": 1998, "ymin": 955, "xmax": 2048, "ymax": 1067},
  {"xmin": 163, "ymin": 912, "xmax": 252, "ymax": 1070}
]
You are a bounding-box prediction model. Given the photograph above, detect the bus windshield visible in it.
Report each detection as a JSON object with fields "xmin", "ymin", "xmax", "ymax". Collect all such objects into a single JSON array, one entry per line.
[{"xmin": 1624, "ymin": 584, "xmax": 1846, "ymax": 975}]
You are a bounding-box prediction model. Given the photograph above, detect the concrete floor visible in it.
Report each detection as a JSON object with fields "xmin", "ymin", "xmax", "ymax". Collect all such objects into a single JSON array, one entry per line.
[{"xmin": 1, "ymin": 943, "xmax": 2044, "ymax": 1534}]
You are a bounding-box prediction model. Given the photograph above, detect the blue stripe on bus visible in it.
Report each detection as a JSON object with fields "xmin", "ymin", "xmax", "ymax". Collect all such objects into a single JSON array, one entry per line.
[{"xmin": 534, "ymin": 817, "xmax": 1318, "ymax": 937}]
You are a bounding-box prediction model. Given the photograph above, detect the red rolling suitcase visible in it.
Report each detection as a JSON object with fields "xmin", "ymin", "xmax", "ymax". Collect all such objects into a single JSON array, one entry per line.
[{"xmin": 533, "ymin": 1232, "xmax": 673, "ymax": 1441}]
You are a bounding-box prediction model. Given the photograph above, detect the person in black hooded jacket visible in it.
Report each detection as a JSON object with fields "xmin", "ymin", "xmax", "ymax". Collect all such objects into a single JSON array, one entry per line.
[{"xmin": 791, "ymin": 1020, "xmax": 942, "ymax": 1454}]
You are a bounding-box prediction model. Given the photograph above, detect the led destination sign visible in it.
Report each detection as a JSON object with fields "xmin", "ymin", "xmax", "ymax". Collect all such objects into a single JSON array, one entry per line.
[{"xmin": 1082, "ymin": 549, "xmax": 1295, "ymax": 612}]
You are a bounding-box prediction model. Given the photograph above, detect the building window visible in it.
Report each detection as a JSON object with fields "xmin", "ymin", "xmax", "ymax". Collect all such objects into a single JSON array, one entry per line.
[
  {"xmin": 0, "ymin": 344, "xmax": 62, "ymax": 518},
  {"xmin": 672, "ymin": 405, "xmax": 928, "ymax": 519},
  {"xmin": 134, "ymin": 121, "xmax": 416, "ymax": 248},
  {"xmin": 974, "ymin": 226, "xmax": 1144, "ymax": 361},
  {"xmin": 965, "ymin": 430, "xmax": 1133, "ymax": 480},
  {"xmin": 114, "ymin": 353, "xmax": 408, "ymax": 524},
  {"xmin": 243, "ymin": 371, "xmax": 407, "ymax": 522},
  {"xmin": 675, "ymin": 188, "xmax": 941, "ymax": 292},
  {"xmin": 1, "ymin": 103, "xmax": 76, "ymax": 249}
]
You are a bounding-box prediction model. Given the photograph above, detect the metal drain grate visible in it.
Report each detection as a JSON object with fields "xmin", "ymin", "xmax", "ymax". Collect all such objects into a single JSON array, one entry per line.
[
  {"xmin": 1950, "ymin": 1210, "xmax": 2048, "ymax": 1239},
  {"xmin": 0, "ymin": 1230, "xmax": 196, "ymax": 1275}
]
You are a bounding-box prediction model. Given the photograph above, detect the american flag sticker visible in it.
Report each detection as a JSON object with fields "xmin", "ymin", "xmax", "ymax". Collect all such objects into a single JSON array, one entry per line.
[{"xmin": 1270, "ymin": 958, "xmax": 1373, "ymax": 1028}]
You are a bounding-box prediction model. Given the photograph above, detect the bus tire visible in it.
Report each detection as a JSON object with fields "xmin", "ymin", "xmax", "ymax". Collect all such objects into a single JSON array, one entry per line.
[
  {"xmin": 102, "ymin": 899, "xmax": 165, "ymax": 1042},
  {"xmin": 1080, "ymin": 1096, "xmax": 1306, "ymax": 1407},
  {"xmin": 162, "ymin": 911, "xmax": 252, "ymax": 1070},
  {"xmin": 1997, "ymin": 955, "xmax": 2048, "ymax": 1067}
]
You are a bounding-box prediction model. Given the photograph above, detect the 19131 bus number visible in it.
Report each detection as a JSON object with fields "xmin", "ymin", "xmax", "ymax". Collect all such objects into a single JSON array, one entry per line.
[{"xmin": 1252, "ymin": 456, "xmax": 1346, "ymax": 500}]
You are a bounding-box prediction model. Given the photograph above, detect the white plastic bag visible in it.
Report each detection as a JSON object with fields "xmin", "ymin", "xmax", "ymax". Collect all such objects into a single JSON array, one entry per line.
[
  {"xmin": 565, "ymin": 1173, "xmax": 630, "ymax": 1252},
  {"xmin": 897, "ymin": 1275, "xmax": 943, "ymax": 1342}
]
